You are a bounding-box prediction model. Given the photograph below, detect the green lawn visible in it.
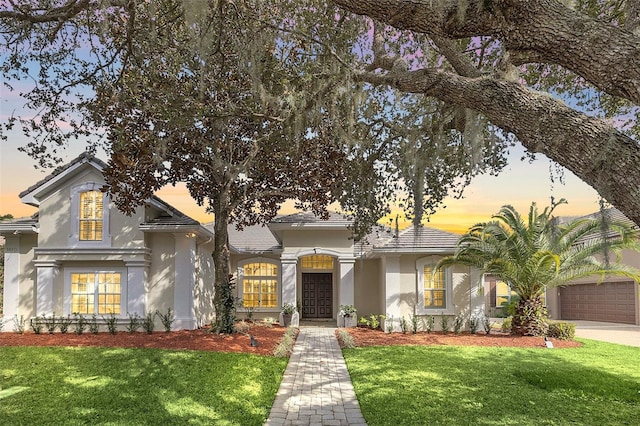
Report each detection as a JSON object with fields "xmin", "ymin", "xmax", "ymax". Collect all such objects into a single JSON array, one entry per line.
[
  {"xmin": 343, "ymin": 339, "xmax": 640, "ymax": 425},
  {"xmin": 0, "ymin": 346, "xmax": 287, "ymax": 425}
]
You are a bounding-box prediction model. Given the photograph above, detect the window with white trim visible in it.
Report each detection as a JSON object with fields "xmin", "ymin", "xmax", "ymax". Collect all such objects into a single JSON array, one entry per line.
[
  {"xmin": 239, "ymin": 261, "xmax": 279, "ymax": 308},
  {"xmin": 69, "ymin": 183, "xmax": 111, "ymax": 247},
  {"xmin": 416, "ymin": 257, "xmax": 454, "ymax": 314},
  {"xmin": 70, "ymin": 272, "xmax": 122, "ymax": 314},
  {"xmin": 79, "ymin": 190, "xmax": 103, "ymax": 241}
]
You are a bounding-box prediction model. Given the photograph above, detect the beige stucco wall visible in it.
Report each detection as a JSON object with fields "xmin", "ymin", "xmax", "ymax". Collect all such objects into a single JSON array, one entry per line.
[
  {"xmin": 279, "ymin": 229, "xmax": 353, "ymax": 250},
  {"xmin": 354, "ymin": 258, "xmax": 383, "ymax": 317},
  {"xmin": 194, "ymin": 241, "xmax": 215, "ymax": 326},
  {"xmin": 17, "ymin": 234, "xmax": 37, "ymax": 319},
  {"xmin": 146, "ymin": 233, "xmax": 176, "ymax": 314}
]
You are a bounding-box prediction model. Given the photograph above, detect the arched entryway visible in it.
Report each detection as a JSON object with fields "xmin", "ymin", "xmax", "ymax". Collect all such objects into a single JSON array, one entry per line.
[{"xmin": 300, "ymin": 255, "xmax": 334, "ymax": 319}]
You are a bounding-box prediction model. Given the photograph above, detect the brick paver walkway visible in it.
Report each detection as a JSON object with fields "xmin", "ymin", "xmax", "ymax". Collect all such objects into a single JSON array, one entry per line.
[{"xmin": 264, "ymin": 327, "xmax": 367, "ymax": 426}]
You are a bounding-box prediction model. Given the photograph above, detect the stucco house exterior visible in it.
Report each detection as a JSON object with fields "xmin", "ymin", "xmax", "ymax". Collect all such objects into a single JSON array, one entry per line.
[
  {"xmin": 0, "ymin": 153, "xmax": 216, "ymax": 331},
  {"xmin": 1, "ymin": 153, "xmax": 486, "ymax": 332}
]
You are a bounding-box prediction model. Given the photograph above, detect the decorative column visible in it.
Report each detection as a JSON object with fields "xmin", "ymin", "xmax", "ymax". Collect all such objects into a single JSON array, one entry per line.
[
  {"xmin": 383, "ymin": 255, "xmax": 401, "ymax": 332},
  {"xmin": 33, "ymin": 259, "xmax": 60, "ymax": 316},
  {"xmin": 280, "ymin": 257, "xmax": 298, "ymax": 327},
  {"xmin": 2, "ymin": 237, "xmax": 21, "ymax": 322},
  {"xmin": 469, "ymin": 267, "xmax": 485, "ymax": 319},
  {"xmin": 173, "ymin": 233, "xmax": 196, "ymax": 330},
  {"xmin": 338, "ymin": 256, "xmax": 356, "ymax": 324},
  {"xmin": 126, "ymin": 260, "xmax": 149, "ymax": 316}
]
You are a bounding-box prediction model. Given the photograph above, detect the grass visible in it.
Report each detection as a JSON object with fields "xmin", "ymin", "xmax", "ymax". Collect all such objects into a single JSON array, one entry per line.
[
  {"xmin": 0, "ymin": 346, "xmax": 287, "ymax": 425},
  {"xmin": 343, "ymin": 339, "xmax": 640, "ymax": 425}
]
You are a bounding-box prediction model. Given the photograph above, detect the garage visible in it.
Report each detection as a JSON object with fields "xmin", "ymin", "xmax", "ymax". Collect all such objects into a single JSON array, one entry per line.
[{"xmin": 559, "ymin": 281, "xmax": 637, "ymax": 324}]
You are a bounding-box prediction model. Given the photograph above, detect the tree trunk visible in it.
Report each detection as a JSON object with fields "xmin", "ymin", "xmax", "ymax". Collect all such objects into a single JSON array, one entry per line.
[
  {"xmin": 511, "ymin": 296, "xmax": 549, "ymax": 336},
  {"xmin": 211, "ymin": 192, "xmax": 236, "ymax": 334}
]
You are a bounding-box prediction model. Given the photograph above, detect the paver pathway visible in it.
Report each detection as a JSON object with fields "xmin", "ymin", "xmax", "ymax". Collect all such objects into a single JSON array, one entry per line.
[{"xmin": 265, "ymin": 327, "xmax": 367, "ymax": 426}]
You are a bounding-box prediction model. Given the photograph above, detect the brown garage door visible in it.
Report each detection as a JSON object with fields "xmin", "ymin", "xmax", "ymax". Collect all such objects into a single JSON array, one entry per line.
[{"xmin": 560, "ymin": 281, "xmax": 637, "ymax": 324}]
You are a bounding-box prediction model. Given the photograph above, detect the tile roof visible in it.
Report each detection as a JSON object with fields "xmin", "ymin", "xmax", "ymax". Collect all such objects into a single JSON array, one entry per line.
[
  {"xmin": 19, "ymin": 152, "xmax": 105, "ymax": 198},
  {"xmin": 270, "ymin": 211, "xmax": 352, "ymax": 225},
  {"xmin": 226, "ymin": 223, "xmax": 281, "ymax": 252},
  {"xmin": 374, "ymin": 225, "xmax": 460, "ymax": 252}
]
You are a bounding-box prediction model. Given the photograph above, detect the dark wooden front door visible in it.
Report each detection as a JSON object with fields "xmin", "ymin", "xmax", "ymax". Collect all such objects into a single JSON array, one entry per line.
[{"xmin": 302, "ymin": 273, "xmax": 333, "ymax": 318}]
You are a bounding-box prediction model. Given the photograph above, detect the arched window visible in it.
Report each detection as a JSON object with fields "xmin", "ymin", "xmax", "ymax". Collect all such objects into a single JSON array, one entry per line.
[
  {"xmin": 79, "ymin": 190, "xmax": 104, "ymax": 241},
  {"xmin": 240, "ymin": 261, "xmax": 278, "ymax": 308},
  {"xmin": 300, "ymin": 255, "xmax": 334, "ymax": 270},
  {"xmin": 69, "ymin": 183, "xmax": 111, "ymax": 247}
]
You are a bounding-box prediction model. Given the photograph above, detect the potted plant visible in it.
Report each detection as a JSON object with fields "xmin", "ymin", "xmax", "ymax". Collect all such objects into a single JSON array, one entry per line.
[
  {"xmin": 339, "ymin": 304, "xmax": 357, "ymax": 328},
  {"xmin": 281, "ymin": 303, "xmax": 296, "ymax": 327}
]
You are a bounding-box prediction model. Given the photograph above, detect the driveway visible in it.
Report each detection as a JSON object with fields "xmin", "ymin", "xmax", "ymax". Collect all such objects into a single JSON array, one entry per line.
[{"xmin": 571, "ymin": 320, "xmax": 640, "ymax": 347}]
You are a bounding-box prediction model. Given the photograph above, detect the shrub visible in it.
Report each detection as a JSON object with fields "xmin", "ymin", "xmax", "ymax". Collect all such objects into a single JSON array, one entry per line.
[
  {"xmin": 273, "ymin": 327, "xmax": 297, "ymax": 357},
  {"xmin": 44, "ymin": 314, "xmax": 57, "ymax": 334},
  {"xmin": 30, "ymin": 316, "xmax": 43, "ymax": 334},
  {"xmin": 385, "ymin": 315, "xmax": 394, "ymax": 333},
  {"xmin": 103, "ymin": 313, "xmax": 118, "ymax": 335},
  {"xmin": 440, "ymin": 314, "xmax": 449, "ymax": 334},
  {"xmin": 336, "ymin": 328, "xmax": 356, "ymax": 349},
  {"xmin": 359, "ymin": 316, "xmax": 371, "ymax": 328},
  {"xmin": 399, "ymin": 316, "xmax": 409, "ymax": 334},
  {"xmin": 453, "ymin": 314, "xmax": 464, "ymax": 334},
  {"xmin": 0, "ymin": 317, "xmax": 4, "ymax": 332},
  {"xmin": 421, "ymin": 315, "xmax": 435, "ymax": 334},
  {"xmin": 370, "ymin": 314, "xmax": 380, "ymax": 330},
  {"xmin": 89, "ymin": 314, "xmax": 99, "ymax": 334},
  {"xmin": 483, "ymin": 316, "xmax": 493, "ymax": 335},
  {"xmin": 126, "ymin": 313, "xmax": 142, "ymax": 333},
  {"xmin": 410, "ymin": 314, "xmax": 418, "ymax": 334},
  {"xmin": 73, "ymin": 313, "xmax": 87, "ymax": 335},
  {"xmin": 501, "ymin": 317, "xmax": 512, "ymax": 334},
  {"xmin": 547, "ymin": 322, "xmax": 576, "ymax": 340},
  {"xmin": 58, "ymin": 315, "xmax": 72, "ymax": 334},
  {"xmin": 234, "ymin": 320, "xmax": 250, "ymax": 334},
  {"xmin": 156, "ymin": 308, "xmax": 175, "ymax": 332},
  {"xmin": 469, "ymin": 316, "xmax": 479, "ymax": 334},
  {"xmin": 142, "ymin": 312, "xmax": 155, "ymax": 334},
  {"xmin": 13, "ymin": 315, "xmax": 25, "ymax": 334}
]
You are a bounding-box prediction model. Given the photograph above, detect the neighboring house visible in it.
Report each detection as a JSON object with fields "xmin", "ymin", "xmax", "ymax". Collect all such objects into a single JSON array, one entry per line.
[
  {"xmin": 1, "ymin": 153, "xmax": 485, "ymax": 331},
  {"xmin": 546, "ymin": 209, "xmax": 640, "ymax": 325},
  {"xmin": 481, "ymin": 209, "xmax": 640, "ymax": 325},
  {"xmin": 0, "ymin": 153, "xmax": 215, "ymax": 331}
]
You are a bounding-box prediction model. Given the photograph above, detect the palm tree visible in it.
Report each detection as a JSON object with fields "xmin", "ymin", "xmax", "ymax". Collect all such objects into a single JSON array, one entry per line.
[{"xmin": 437, "ymin": 200, "xmax": 640, "ymax": 336}]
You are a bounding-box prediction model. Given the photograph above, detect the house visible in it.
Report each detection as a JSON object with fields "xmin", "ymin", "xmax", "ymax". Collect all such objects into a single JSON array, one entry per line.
[
  {"xmin": 1, "ymin": 153, "xmax": 484, "ymax": 332},
  {"xmin": 481, "ymin": 209, "xmax": 640, "ymax": 326},
  {"xmin": 546, "ymin": 209, "xmax": 640, "ymax": 325},
  {"xmin": 0, "ymin": 153, "xmax": 216, "ymax": 331}
]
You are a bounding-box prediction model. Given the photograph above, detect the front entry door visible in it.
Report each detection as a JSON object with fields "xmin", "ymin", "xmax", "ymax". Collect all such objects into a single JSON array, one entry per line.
[{"xmin": 302, "ymin": 273, "xmax": 333, "ymax": 318}]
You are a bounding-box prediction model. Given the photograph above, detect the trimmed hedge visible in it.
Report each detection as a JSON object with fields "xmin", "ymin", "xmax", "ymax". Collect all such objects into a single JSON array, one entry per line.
[{"xmin": 547, "ymin": 322, "xmax": 576, "ymax": 340}]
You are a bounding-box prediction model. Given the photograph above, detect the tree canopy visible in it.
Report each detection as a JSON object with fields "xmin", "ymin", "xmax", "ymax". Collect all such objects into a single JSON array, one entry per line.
[
  {"xmin": 1, "ymin": 0, "xmax": 639, "ymax": 231},
  {"xmin": 331, "ymin": 0, "xmax": 640, "ymax": 226}
]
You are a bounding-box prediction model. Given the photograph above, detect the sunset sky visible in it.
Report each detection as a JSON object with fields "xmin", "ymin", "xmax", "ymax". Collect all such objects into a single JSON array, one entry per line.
[{"xmin": 0, "ymin": 127, "xmax": 602, "ymax": 234}]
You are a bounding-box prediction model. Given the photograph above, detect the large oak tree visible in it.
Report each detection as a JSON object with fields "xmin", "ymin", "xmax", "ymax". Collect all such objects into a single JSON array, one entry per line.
[{"xmin": 331, "ymin": 0, "xmax": 640, "ymax": 225}]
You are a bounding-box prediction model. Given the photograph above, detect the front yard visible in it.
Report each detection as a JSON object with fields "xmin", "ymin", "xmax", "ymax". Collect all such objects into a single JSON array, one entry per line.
[
  {"xmin": 343, "ymin": 339, "xmax": 640, "ymax": 425},
  {"xmin": 0, "ymin": 346, "xmax": 287, "ymax": 425}
]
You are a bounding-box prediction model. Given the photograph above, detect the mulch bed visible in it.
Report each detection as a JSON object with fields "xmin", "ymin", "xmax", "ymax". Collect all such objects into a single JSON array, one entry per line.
[
  {"xmin": 1, "ymin": 324, "xmax": 582, "ymax": 355},
  {"xmin": 340, "ymin": 327, "xmax": 582, "ymax": 349},
  {"xmin": 0, "ymin": 324, "xmax": 288, "ymax": 356}
]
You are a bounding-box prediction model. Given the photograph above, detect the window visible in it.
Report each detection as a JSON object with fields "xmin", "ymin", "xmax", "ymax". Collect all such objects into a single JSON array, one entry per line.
[
  {"xmin": 424, "ymin": 266, "xmax": 446, "ymax": 308},
  {"xmin": 79, "ymin": 190, "xmax": 103, "ymax": 241},
  {"xmin": 416, "ymin": 257, "xmax": 453, "ymax": 314},
  {"xmin": 71, "ymin": 272, "xmax": 121, "ymax": 314},
  {"xmin": 69, "ymin": 183, "xmax": 111, "ymax": 247},
  {"xmin": 495, "ymin": 280, "xmax": 517, "ymax": 308},
  {"xmin": 301, "ymin": 255, "xmax": 333, "ymax": 270},
  {"xmin": 241, "ymin": 261, "xmax": 278, "ymax": 308}
]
